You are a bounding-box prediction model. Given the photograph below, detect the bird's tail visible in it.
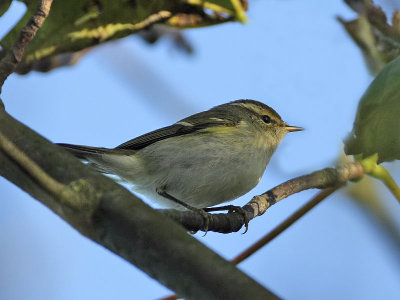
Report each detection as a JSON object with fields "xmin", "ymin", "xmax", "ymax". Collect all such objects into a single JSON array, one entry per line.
[{"xmin": 56, "ymin": 143, "xmax": 115, "ymax": 173}]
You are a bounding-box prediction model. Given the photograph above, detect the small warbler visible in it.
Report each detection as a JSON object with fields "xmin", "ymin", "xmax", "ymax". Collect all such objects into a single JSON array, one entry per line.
[{"xmin": 58, "ymin": 99, "xmax": 302, "ymax": 212}]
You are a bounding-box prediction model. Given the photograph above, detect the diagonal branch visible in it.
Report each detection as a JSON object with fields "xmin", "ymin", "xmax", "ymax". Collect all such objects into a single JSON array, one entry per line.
[
  {"xmin": 0, "ymin": 0, "xmax": 53, "ymax": 93},
  {"xmin": 0, "ymin": 130, "xmax": 98, "ymax": 212},
  {"xmin": 230, "ymin": 187, "xmax": 339, "ymax": 265}
]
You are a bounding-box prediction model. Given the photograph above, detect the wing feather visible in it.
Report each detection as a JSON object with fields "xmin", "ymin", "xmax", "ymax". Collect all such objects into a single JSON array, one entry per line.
[{"xmin": 115, "ymin": 110, "xmax": 239, "ymax": 150}]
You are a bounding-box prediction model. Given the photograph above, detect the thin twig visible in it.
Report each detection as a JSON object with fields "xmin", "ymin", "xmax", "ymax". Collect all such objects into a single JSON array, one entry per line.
[
  {"xmin": 162, "ymin": 162, "xmax": 365, "ymax": 233},
  {"xmin": 247, "ymin": 163, "xmax": 363, "ymax": 216},
  {"xmin": 231, "ymin": 187, "xmax": 339, "ymax": 265},
  {"xmin": 0, "ymin": 0, "xmax": 54, "ymax": 93}
]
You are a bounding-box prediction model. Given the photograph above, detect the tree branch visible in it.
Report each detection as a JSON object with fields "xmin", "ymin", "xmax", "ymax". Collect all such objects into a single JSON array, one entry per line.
[
  {"xmin": 0, "ymin": 110, "xmax": 278, "ymax": 299},
  {"xmin": 0, "ymin": 0, "xmax": 53, "ymax": 93},
  {"xmin": 162, "ymin": 163, "xmax": 365, "ymax": 233},
  {"xmin": 0, "ymin": 131, "xmax": 94, "ymax": 211},
  {"xmin": 230, "ymin": 187, "xmax": 339, "ymax": 264}
]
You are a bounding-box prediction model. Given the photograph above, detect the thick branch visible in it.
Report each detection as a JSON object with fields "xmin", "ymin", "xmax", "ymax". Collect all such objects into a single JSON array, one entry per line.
[
  {"xmin": 0, "ymin": 111, "xmax": 277, "ymax": 299},
  {"xmin": 0, "ymin": 0, "xmax": 53, "ymax": 93},
  {"xmin": 0, "ymin": 131, "xmax": 93, "ymax": 211},
  {"xmin": 162, "ymin": 163, "xmax": 365, "ymax": 233}
]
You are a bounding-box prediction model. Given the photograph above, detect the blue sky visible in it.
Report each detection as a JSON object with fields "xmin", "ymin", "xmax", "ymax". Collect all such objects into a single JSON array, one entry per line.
[{"xmin": 1, "ymin": 0, "xmax": 400, "ymax": 299}]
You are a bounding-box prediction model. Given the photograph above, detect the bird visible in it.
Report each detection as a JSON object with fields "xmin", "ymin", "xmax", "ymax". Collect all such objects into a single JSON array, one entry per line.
[{"xmin": 57, "ymin": 99, "xmax": 302, "ymax": 215}]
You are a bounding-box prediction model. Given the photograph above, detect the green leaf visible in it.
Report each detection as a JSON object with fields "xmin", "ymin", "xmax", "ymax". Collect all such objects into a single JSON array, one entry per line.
[
  {"xmin": 0, "ymin": 0, "xmax": 247, "ymax": 72},
  {"xmin": 345, "ymin": 56, "xmax": 400, "ymax": 163}
]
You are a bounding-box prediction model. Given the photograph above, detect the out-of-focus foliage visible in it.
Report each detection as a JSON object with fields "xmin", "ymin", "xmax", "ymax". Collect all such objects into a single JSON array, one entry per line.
[
  {"xmin": 340, "ymin": 153, "xmax": 399, "ymax": 244},
  {"xmin": 345, "ymin": 175, "xmax": 400, "ymax": 252},
  {"xmin": 339, "ymin": 0, "xmax": 400, "ymax": 74},
  {"xmin": 337, "ymin": 152, "xmax": 400, "ymax": 263},
  {"xmin": 0, "ymin": 0, "xmax": 247, "ymax": 73},
  {"xmin": 345, "ymin": 56, "xmax": 400, "ymax": 163},
  {"xmin": 0, "ymin": 0, "xmax": 12, "ymax": 18},
  {"xmin": 138, "ymin": 27, "xmax": 194, "ymax": 54}
]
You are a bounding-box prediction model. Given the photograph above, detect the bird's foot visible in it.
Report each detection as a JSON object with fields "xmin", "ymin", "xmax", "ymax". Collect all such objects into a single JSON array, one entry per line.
[{"xmin": 204, "ymin": 205, "xmax": 250, "ymax": 233}]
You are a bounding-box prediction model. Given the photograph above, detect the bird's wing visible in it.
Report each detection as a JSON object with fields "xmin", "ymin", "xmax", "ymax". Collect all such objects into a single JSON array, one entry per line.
[{"xmin": 115, "ymin": 110, "xmax": 239, "ymax": 150}]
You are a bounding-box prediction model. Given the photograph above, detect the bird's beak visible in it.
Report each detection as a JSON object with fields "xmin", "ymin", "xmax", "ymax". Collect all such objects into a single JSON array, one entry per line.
[{"xmin": 284, "ymin": 125, "xmax": 304, "ymax": 132}]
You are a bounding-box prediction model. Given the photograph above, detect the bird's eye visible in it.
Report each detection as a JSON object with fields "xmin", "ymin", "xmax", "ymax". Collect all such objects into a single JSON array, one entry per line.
[{"xmin": 262, "ymin": 115, "xmax": 271, "ymax": 124}]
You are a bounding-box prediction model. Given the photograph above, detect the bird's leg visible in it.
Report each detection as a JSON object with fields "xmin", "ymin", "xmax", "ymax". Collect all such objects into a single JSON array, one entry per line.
[
  {"xmin": 204, "ymin": 205, "xmax": 250, "ymax": 233},
  {"xmin": 156, "ymin": 186, "xmax": 211, "ymax": 232}
]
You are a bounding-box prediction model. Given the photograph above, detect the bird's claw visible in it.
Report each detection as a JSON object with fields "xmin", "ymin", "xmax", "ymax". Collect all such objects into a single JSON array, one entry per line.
[{"xmin": 194, "ymin": 208, "xmax": 211, "ymax": 234}]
